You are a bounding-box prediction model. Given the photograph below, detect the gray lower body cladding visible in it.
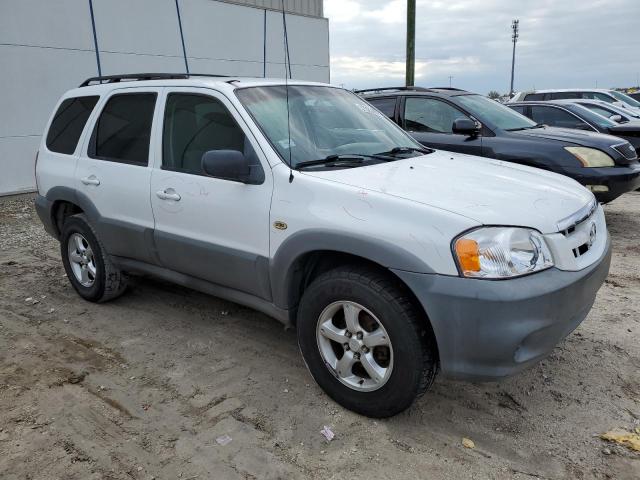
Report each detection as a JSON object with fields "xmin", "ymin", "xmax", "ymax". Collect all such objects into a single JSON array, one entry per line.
[{"xmin": 393, "ymin": 235, "xmax": 612, "ymax": 381}]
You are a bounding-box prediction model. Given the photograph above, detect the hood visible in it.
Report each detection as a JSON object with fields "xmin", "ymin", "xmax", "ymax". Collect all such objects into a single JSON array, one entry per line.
[
  {"xmin": 302, "ymin": 150, "xmax": 594, "ymax": 234},
  {"xmin": 512, "ymin": 126, "xmax": 624, "ymax": 148},
  {"xmin": 608, "ymin": 122, "xmax": 640, "ymax": 135}
]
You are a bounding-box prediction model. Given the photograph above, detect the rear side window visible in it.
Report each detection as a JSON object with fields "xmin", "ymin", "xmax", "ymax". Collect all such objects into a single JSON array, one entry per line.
[
  {"xmin": 46, "ymin": 96, "xmax": 99, "ymax": 154},
  {"xmin": 549, "ymin": 92, "xmax": 581, "ymax": 100},
  {"xmin": 162, "ymin": 93, "xmax": 248, "ymax": 175},
  {"xmin": 523, "ymin": 93, "xmax": 544, "ymax": 101},
  {"xmin": 90, "ymin": 93, "xmax": 156, "ymax": 165},
  {"xmin": 367, "ymin": 97, "xmax": 397, "ymax": 119}
]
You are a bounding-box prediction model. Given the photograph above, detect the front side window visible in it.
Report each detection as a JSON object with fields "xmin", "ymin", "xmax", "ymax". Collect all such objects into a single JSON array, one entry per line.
[
  {"xmin": 46, "ymin": 96, "xmax": 99, "ymax": 154},
  {"xmin": 524, "ymin": 93, "xmax": 544, "ymax": 101},
  {"xmin": 509, "ymin": 105, "xmax": 526, "ymax": 115},
  {"xmin": 90, "ymin": 93, "xmax": 156, "ymax": 165},
  {"xmin": 162, "ymin": 94, "xmax": 249, "ymax": 175},
  {"xmin": 404, "ymin": 97, "xmax": 471, "ymax": 133},
  {"xmin": 456, "ymin": 94, "xmax": 537, "ymax": 131},
  {"xmin": 367, "ymin": 97, "xmax": 397, "ymax": 119},
  {"xmin": 236, "ymin": 86, "xmax": 422, "ymax": 168},
  {"xmin": 530, "ymin": 106, "xmax": 591, "ymax": 129}
]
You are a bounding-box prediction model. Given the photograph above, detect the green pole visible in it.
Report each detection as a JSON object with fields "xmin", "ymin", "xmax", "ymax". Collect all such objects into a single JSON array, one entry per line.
[{"xmin": 406, "ymin": 0, "xmax": 416, "ymax": 87}]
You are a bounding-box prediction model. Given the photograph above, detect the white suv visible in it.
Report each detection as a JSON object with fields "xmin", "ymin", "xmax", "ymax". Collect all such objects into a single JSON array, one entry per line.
[
  {"xmin": 510, "ymin": 88, "xmax": 640, "ymax": 113},
  {"xmin": 35, "ymin": 73, "xmax": 611, "ymax": 417}
]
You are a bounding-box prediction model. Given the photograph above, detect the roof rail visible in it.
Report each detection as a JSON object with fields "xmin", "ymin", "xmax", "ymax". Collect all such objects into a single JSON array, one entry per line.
[
  {"xmin": 354, "ymin": 86, "xmax": 430, "ymax": 94},
  {"xmin": 428, "ymin": 87, "xmax": 466, "ymax": 91},
  {"xmin": 79, "ymin": 72, "xmax": 229, "ymax": 87}
]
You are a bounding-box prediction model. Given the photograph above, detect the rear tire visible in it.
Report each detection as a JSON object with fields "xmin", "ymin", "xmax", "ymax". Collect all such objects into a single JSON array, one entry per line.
[
  {"xmin": 60, "ymin": 214, "xmax": 128, "ymax": 303},
  {"xmin": 297, "ymin": 265, "xmax": 437, "ymax": 418}
]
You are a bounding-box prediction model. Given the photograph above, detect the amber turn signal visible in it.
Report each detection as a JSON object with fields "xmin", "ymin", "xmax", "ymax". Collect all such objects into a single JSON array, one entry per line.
[{"xmin": 455, "ymin": 238, "xmax": 481, "ymax": 273}]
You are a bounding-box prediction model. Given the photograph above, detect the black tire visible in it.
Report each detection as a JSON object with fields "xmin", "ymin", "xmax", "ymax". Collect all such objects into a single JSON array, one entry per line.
[
  {"xmin": 60, "ymin": 214, "xmax": 128, "ymax": 303},
  {"xmin": 297, "ymin": 265, "xmax": 437, "ymax": 418}
]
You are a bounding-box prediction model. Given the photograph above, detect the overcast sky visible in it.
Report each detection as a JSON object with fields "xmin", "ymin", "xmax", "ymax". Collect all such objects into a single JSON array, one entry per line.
[{"xmin": 324, "ymin": 0, "xmax": 640, "ymax": 94}]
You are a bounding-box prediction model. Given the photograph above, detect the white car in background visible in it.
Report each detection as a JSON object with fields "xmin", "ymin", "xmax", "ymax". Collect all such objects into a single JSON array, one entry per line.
[{"xmin": 510, "ymin": 88, "xmax": 640, "ymax": 113}]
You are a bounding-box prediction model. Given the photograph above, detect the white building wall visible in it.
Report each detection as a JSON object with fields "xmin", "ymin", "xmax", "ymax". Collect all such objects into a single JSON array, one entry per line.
[{"xmin": 0, "ymin": 0, "xmax": 328, "ymax": 195}]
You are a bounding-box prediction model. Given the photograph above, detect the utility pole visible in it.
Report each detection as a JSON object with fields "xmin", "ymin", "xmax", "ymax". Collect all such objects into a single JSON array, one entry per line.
[
  {"xmin": 509, "ymin": 19, "xmax": 519, "ymax": 96},
  {"xmin": 406, "ymin": 0, "xmax": 416, "ymax": 87},
  {"xmin": 448, "ymin": 76, "xmax": 453, "ymax": 88}
]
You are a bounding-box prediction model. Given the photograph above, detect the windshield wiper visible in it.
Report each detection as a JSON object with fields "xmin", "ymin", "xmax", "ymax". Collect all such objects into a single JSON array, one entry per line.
[
  {"xmin": 375, "ymin": 146, "xmax": 433, "ymax": 156},
  {"xmin": 295, "ymin": 154, "xmax": 369, "ymax": 170},
  {"xmin": 506, "ymin": 123, "xmax": 545, "ymax": 132}
]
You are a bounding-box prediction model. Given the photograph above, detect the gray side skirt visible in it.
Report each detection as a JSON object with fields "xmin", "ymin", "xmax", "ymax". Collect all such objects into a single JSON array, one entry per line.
[{"xmin": 111, "ymin": 256, "xmax": 290, "ymax": 326}]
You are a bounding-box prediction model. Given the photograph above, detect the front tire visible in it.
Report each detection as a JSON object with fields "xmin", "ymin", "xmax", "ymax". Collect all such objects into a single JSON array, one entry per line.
[
  {"xmin": 60, "ymin": 214, "xmax": 128, "ymax": 303},
  {"xmin": 297, "ymin": 265, "xmax": 437, "ymax": 418}
]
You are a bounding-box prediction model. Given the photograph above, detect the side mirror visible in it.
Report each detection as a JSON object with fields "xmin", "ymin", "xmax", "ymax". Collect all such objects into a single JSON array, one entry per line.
[
  {"xmin": 201, "ymin": 150, "xmax": 262, "ymax": 184},
  {"xmin": 452, "ymin": 118, "xmax": 480, "ymax": 136},
  {"xmin": 610, "ymin": 114, "xmax": 623, "ymax": 123}
]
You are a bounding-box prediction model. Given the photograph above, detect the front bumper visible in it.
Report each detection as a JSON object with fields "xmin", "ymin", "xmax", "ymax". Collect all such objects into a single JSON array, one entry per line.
[
  {"xmin": 563, "ymin": 163, "xmax": 640, "ymax": 203},
  {"xmin": 393, "ymin": 234, "xmax": 611, "ymax": 381}
]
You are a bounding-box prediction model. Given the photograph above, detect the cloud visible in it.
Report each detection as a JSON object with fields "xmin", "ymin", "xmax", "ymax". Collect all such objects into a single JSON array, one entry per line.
[{"xmin": 324, "ymin": 0, "xmax": 640, "ymax": 94}]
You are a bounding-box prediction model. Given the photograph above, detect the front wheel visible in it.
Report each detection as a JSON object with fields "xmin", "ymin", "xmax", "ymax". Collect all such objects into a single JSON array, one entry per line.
[{"xmin": 297, "ymin": 265, "xmax": 437, "ymax": 418}]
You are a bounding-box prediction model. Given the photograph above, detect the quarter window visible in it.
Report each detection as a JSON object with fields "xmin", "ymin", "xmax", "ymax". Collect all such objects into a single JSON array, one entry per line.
[
  {"xmin": 46, "ymin": 96, "xmax": 99, "ymax": 154},
  {"xmin": 162, "ymin": 93, "xmax": 249, "ymax": 175},
  {"xmin": 90, "ymin": 93, "xmax": 156, "ymax": 165},
  {"xmin": 530, "ymin": 106, "xmax": 591, "ymax": 130},
  {"xmin": 404, "ymin": 97, "xmax": 471, "ymax": 133}
]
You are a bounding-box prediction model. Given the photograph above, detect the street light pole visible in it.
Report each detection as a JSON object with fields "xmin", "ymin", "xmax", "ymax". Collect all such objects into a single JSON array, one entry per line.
[
  {"xmin": 406, "ymin": 0, "xmax": 416, "ymax": 87},
  {"xmin": 509, "ymin": 19, "xmax": 519, "ymax": 96}
]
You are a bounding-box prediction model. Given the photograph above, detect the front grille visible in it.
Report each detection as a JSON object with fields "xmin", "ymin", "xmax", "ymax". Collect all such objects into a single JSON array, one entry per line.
[{"xmin": 614, "ymin": 143, "xmax": 638, "ymax": 160}]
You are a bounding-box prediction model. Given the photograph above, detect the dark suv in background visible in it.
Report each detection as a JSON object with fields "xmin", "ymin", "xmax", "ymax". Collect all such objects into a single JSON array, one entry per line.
[
  {"xmin": 358, "ymin": 87, "xmax": 640, "ymax": 203},
  {"xmin": 508, "ymin": 100, "xmax": 640, "ymax": 156}
]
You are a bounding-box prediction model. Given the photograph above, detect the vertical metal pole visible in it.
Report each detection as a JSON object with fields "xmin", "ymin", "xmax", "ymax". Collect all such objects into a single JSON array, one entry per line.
[
  {"xmin": 175, "ymin": 0, "xmax": 189, "ymax": 74},
  {"xmin": 510, "ymin": 19, "xmax": 519, "ymax": 95},
  {"xmin": 88, "ymin": 0, "xmax": 101, "ymax": 77},
  {"xmin": 263, "ymin": 9, "xmax": 267, "ymax": 77},
  {"xmin": 406, "ymin": 0, "xmax": 416, "ymax": 87}
]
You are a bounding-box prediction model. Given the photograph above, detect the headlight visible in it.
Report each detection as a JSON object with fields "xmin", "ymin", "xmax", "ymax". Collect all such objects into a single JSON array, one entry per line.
[
  {"xmin": 453, "ymin": 227, "xmax": 554, "ymax": 279},
  {"xmin": 565, "ymin": 147, "xmax": 615, "ymax": 167}
]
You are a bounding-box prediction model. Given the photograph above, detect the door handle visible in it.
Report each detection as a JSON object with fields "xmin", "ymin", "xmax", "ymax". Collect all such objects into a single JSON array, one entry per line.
[
  {"xmin": 81, "ymin": 175, "xmax": 100, "ymax": 186},
  {"xmin": 156, "ymin": 189, "xmax": 181, "ymax": 201}
]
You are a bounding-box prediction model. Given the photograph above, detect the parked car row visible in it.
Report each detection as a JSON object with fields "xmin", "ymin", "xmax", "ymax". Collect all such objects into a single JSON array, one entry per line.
[{"xmin": 357, "ymin": 86, "xmax": 640, "ymax": 203}]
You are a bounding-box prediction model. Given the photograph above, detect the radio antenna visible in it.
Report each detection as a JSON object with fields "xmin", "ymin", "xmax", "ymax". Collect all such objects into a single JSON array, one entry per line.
[{"xmin": 281, "ymin": 0, "xmax": 294, "ymax": 183}]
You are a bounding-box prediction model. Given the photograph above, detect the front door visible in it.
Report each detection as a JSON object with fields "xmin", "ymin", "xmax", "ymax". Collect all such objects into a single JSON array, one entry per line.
[
  {"xmin": 402, "ymin": 96, "xmax": 483, "ymax": 156},
  {"xmin": 75, "ymin": 88, "xmax": 161, "ymax": 264},
  {"xmin": 150, "ymin": 88, "xmax": 273, "ymax": 300}
]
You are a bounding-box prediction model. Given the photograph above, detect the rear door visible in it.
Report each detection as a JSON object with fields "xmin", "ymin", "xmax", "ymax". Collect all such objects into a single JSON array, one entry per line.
[
  {"xmin": 76, "ymin": 87, "xmax": 161, "ymax": 264},
  {"xmin": 401, "ymin": 96, "xmax": 483, "ymax": 155},
  {"xmin": 149, "ymin": 88, "xmax": 273, "ymax": 300}
]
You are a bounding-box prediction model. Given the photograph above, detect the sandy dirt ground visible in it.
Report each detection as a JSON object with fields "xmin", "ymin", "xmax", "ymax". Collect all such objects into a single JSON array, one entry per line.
[{"xmin": 0, "ymin": 193, "xmax": 639, "ymax": 480}]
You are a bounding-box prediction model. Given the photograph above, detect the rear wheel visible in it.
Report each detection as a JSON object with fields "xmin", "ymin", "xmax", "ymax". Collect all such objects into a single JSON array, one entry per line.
[
  {"xmin": 60, "ymin": 214, "xmax": 128, "ymax": 302},
  {"xmin": 297, "ymin": 265, "xmax": 437, "ymax": 417}
]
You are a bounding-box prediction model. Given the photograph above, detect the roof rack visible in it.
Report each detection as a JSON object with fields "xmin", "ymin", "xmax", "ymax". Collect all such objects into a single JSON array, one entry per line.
[
  {"xmin": 428, "ymin": 87, "xmax": 466, "ymax": 92},
  {"xmin": 354, "ymin": 86, "xmax": 431, "ymax": 94},
  {"xmin": 79, "ymin": 72, "xmax": 229, "ymax": 87}
]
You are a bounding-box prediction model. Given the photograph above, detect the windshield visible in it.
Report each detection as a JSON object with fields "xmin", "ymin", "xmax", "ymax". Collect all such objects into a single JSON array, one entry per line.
[
  {"xmin": 609, "ymin": 90, "xmax": 640, "ymax": 107},
  {"xmin": 456, "ymin": 94, "xmax": 538, "ymax": 130},
  {"xmin": 571, "ymin": 104, "xmax": 616, "ymax": 128},
  {"xmin": 236, "ymin": 85, "xmax": 424, "ymax": 168}
]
